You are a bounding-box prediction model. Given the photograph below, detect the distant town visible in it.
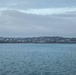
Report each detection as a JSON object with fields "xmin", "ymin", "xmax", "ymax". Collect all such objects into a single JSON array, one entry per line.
[{"xmin": 0, "ymin": 36, "xmax": 76, "ymax": 43}]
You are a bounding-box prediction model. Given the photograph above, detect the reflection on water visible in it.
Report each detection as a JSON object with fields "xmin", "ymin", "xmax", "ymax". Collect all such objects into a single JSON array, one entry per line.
[{"xmin": 0, "ymin": 44, "xmax": 76, "ymax": 75}]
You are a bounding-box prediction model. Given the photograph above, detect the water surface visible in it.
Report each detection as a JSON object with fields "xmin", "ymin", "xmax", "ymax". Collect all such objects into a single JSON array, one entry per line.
[{"xmin": 0, "ymin": 44, "xmax": 76, "ymax": 75}]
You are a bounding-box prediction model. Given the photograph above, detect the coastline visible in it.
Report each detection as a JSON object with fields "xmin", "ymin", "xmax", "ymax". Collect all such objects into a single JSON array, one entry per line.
[{"xmin": 0, "ymin": 36, "xmax": 76, "ymax": 44}]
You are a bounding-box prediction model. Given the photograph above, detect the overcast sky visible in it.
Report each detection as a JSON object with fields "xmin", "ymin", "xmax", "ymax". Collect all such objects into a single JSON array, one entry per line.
[{"xmin": 0, "ymin": 0, "xmax": 76, "ymax": 37}]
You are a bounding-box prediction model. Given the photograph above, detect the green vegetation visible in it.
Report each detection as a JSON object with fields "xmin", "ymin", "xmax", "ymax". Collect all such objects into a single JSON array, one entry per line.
[{"xmin": 0, "ymin": 36, "xmax": 76, "ymax": 43}]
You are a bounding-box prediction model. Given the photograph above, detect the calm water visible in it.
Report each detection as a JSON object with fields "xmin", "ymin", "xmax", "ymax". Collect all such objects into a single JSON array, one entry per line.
[{"xmin": 0, "ymin": 44, "xmax": 76, "ymax": 75}]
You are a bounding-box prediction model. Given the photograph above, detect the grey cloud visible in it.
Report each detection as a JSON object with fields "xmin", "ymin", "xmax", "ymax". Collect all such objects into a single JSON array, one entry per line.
[
  {"xmin": 0, "ymin": 10, "xmax": 76, "ymax": 37},
  {"xmin": 0, "ymin": 0, "xmax": 76, "ymax": 9}
]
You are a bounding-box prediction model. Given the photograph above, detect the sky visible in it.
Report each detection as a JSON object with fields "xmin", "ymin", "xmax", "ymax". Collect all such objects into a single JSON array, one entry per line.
[{"xmin": 0, "ymin": 0, "xmax": 76, "ymax": 37}]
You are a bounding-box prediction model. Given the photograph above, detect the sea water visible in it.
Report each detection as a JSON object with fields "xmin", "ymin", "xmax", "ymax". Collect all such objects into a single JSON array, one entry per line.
[{"xmin": 0, "ymin": 44, "xmax": 76, "ymax": 75}]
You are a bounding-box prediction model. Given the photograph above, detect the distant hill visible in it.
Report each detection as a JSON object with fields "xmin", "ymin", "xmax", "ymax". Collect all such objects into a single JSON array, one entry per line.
[{"xmin": 0, "ymin": 36, "xmax": 76, "ymax": 43}]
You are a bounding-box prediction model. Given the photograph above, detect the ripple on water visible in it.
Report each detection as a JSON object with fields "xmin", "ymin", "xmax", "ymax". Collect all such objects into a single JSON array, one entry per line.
[{"xmin": 0, "ymin": 44, "xmax": 76, "ymax": 75}]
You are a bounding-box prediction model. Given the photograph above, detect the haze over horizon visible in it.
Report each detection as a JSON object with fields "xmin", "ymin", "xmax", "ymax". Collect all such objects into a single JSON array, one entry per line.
[{"xmin": 0, "ymin": 0, "xmax": 76, "ymax": 37}]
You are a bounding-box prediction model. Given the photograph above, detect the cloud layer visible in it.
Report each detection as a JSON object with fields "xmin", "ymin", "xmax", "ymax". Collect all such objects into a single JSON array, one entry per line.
[
  {"xmin": 0, "ymin": 0, "xmax": 76, "ymax": 37},
  {"xmin": 0, "ymin": 8, "xmax": 76, "ymax": 37},
  {"xmin": 0, "ymin": 0, "xmax": 76, "ymax": 9}
]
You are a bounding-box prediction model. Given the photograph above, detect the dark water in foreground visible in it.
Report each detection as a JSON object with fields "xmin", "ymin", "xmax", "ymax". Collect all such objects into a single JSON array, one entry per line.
[{"xmin": 0, "ymin": 44, "xmax": 76, "ymax": 75}]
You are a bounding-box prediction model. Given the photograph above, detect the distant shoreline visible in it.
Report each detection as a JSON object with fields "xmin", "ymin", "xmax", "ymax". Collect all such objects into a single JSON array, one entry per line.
[{"xmin": 0, "ymin": 36, "xmax": 76, "ymax": 44}]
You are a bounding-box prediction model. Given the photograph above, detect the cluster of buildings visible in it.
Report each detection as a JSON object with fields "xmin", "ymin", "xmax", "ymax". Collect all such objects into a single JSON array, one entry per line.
[{"xmin": 0, "ymin": 36, "xmax": 76, "ymax": 43}]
